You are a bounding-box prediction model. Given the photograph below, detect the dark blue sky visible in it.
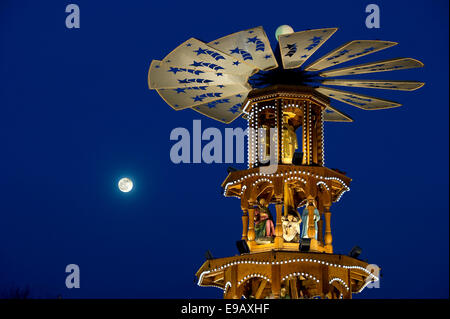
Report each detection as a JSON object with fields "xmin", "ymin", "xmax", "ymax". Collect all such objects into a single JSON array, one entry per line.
[{"xmin": 0, "ymin": 0, "xmax": 448, "ymax": 298}]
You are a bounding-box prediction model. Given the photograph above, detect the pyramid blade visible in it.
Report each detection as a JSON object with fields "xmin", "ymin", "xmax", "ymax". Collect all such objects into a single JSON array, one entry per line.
[
  {"xmin": 323, "ymin": 105, "xmax": 353, "ymax": 122},
  {"xmin": 316, "ymin": 86, "xmax": 401, "ymax": 110},
  {"xmin": 321, "ymin": 79, "xmax": 424, "ymax": 91},
  {"xmin": 208, "ymin": 26, "xmax": 278, "ymax": 71},
  {"xmin": 304, "ymin": 40, "xmax": 397, "ymax": 71},
  {"xmin": 319, "ymin": 58, "xmax": 424, "ymax": 77},
  {"xmin": 160, "ymin": 38, "xmax": 256, "ymax": 76},
  {"xmin": 278, "ymin": 28, "xmax": 338, "ymax": 69},
  {"xmin": 156, "ymin": 83, "xmax": 251, "ymax": 110},
  {"xmin": 191, "ymin": 93, "xmax": 247, "ymax": 124},
  {"xmin": 148, "ymin": 60, "xmax": 249, "ymax": 89}
]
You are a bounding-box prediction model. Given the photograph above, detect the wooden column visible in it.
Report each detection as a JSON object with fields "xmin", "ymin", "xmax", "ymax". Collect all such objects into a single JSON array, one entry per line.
[
  {"xmin": 276, "ymin": 99, "xmax": 282, "ymax": 164},
  {"xmin": 241, "ymin": 209, "xmax": 248, "ymax": 240},
  {"xmin": 302, "ymin": 102, "xmax": 309, "ymax": 165},
  {"xmin": 321, "ymin": 265, "xmax": 329, "ymax": 299},
  {"xmin": 317, "ymin": 201, "xmax": 324, "ymax": 244},
  {"xmin": 248, "ymin": 205, "xmax": 255, "ymax": 242},
  {"xmin": 318, "ymin": 215, "xmax": 324, "ymax": 244},
  {"xmin": 229, "ymin": 265, "xmax": 239, "ymax": 299},
  {"xmin": 307, "ymin": 204, "xmax": 316, "ymax": 239},
  {"xmin": 312, "ymin": 112, "xmax": 318, "ymax": 164},
  {"xmin": 271, "ymin": 264, "xmax": 281, "ymax": 299},
  {"xmin": 324, "ymin": 205, "xmax": 332, "ymax": 251},
  {"xmin": 274, "ymin": 201, "xmax": 284, "ymax": 248},
  {"xmin": 289, "ymin": 278, "xmax": 298, "ymax": 299},
  {"xmin": 255, "ymin": 279, "xmax": 267, "ymax": 299},
  {"xmin": 318, "ymin": 109, "xmax": 324, "ymax": 166},
  {"xmin": 346, "ymin": 269, "xmax": 352, "ymax": 299}
]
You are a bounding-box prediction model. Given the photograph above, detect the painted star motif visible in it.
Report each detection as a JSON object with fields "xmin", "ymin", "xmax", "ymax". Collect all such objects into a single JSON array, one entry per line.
[
  {"xmin": 186, "ymin": 43, "xmax": 192, "ymax": 47},
  {"xmin": 174, "ymin": 88, "xmax": 185, "ymax": 93},
  {"xmin": 190, "ymin": 61, "xmax": 203, "ymax": 67},
  {"xmin": 168, "ymin": 67, "xmax": 179, "ymax": 74},
  {"xmin": 194, "ymin": 47, "xmax": 207, "ymax": 55},
  {"xmin": 193, "ymin": 95, "xmax": 204, "ymax": 102},
  {"xmin": 247, "ymin": 36, "xmax": 259, "ymax": 43},
  {"xmin": 310, "ymin": 36, "xmax": 322, "ymax": 42},
  {"xmin": 233, "ymin": 61, "xmax": 241, "ymax": 66},
  {"xmin": 264, "ymin": 54, "xmax": 271, "ymax": 59},
  {"xmin": 230, "ymin": 47, "xmax": 241, "ymax": 54}
]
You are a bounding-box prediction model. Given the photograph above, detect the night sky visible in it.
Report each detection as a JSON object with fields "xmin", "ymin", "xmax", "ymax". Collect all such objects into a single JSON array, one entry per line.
[{"xmin": 0, "ymin": 0, "xmax": 448, "ymax": 298}]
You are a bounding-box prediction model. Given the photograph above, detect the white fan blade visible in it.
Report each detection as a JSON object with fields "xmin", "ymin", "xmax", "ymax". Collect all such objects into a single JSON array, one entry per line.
[
  {"xmin": 148, "ymin": 60, "xmax": 248, "ymax": 89},
  {"xmin": 191, "ymin": 93, "xmax": 248, "ymax": 123},
  {"xmin": 319, "ymin": 58, "xmax": 424, "ymax": 77},
  {"xmin": 316, "ymin": 86, "xmax": 401, "ymax": 110},
  {"xmin": 209, "ymin": 26, "xmax": 278, "ymax": 71},
  {"xmin": 321, "ymin": 79, "xmax": 424, "ymax": 91},
  {"xmin": 323, "ymin": 105, "xmax": 353, "ymax": 122},
  {"xmin": 160, "ymin": 38, "xmax": 256, "ymax": 76},
  {"xmin": 156, "ymin": 83, "xmax": 251, "ymax": 110},
  {"xmin": 305, "ymin": 40, "xmax": 397, "ymax": 71},
  {"xmin": 278, "ymin": 28, "xmax": 338, "ymax": 69}
]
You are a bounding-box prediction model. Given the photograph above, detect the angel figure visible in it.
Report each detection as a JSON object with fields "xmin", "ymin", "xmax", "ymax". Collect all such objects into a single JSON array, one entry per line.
[{"xmin": 282, "ymin": 208, "xmax": 301, "ymax": 242}]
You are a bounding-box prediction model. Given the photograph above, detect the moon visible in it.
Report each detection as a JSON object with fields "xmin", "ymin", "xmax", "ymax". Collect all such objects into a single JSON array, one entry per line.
[
  {"xmin": 275, "ymin": 25, "xmax": 294, "ymax": 40},
  {"xmin": 118, "ymin": 178, "xmax": 133, "ymax": 193}
]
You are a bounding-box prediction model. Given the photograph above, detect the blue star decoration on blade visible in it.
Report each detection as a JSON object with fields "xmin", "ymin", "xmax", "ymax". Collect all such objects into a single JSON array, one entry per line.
[
  {"xmin": 305, "ymin": 36, "xmax": 322, "ymax": 51},
  {"xmin": 206, "ymin": 99, "xmax": 230, "ymax": 108},
  {"xmin": 247, "ymin": 36, "xmax": 265, "ymax": 52},
  {"xmin": 194, "ymin": 47, "xmax": 207, "ymax": 55},
  {"xmin": 233, "ymin": 61, "xmax": 241, "ymax": 66},
  {"xmin": 326, "ymin": 49, "xmax": 350, "ymax": 61},
  {"xmin": 230, "ymin": 47, "xmax": 241, "ymax": 54},
  {"xmin": 168, "ymin": 67, "xmax": 180, "ymax": 74},
  {"xmin": 229, "ymin": 103, "xmax": 241, "ymax": 114},
  {"xmin": 348, "ymin": 47, "xmax": 375, "ymax": 58},
  {"xmin": 230, "ymin": 47, "xmax": 253, "ymax": 61},
  {"xmin": 174, "ymin": 88, "xmax": 186, "ymax": 93},
  {"xmin": 194, "ymin": 48, "xmax": 225, "ymax": 60},
  {"xmin": 284, "ymin": 44, "xmax": 297, "ymax": 57},
  {"xmin": 342, "ymin": 98, "xmax": 365, "ymax": 106}
]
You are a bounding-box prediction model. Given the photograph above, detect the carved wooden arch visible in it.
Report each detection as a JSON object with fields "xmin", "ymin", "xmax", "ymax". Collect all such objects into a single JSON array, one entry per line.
[
  {"xmin": 329, "ymin": 279, "xmax": 347, "ymax": 297},
  {"xmin": 317, "ymin": 181, "xmax": 332, "ymax": 207},
  {"xmin": 238, "ymin": 277, "xmax": 271, "ymax": 299},
  {"xmin": 250, "ymin": 181, "xmax": 274, "ymax": 203}
]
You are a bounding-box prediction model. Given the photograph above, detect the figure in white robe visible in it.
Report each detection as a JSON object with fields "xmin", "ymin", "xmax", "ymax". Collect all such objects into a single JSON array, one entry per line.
[
  {"xmin": 300, "ymin": 206, "xmax": 320, "ymax": 240},
  {"xmin": 282, "ymin": 209, "xmax": 301, "ymax": 242}
]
